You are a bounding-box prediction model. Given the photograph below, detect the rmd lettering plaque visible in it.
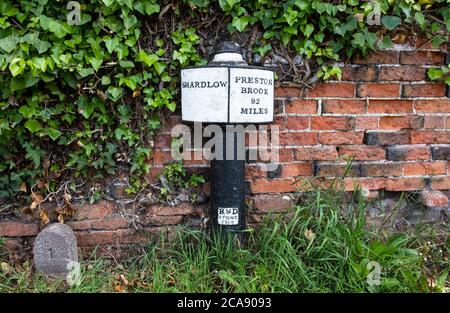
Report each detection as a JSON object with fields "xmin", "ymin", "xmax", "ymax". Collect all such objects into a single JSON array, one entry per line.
[{"xmin": 181, "ymin": 66, "xmax": 274, "ymax": 123}]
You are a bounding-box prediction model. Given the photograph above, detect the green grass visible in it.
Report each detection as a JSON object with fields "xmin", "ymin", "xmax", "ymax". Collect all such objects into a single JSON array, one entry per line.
[{"xmin": 0, "ymin": 187, "xmax": 448, "ymax": 293}]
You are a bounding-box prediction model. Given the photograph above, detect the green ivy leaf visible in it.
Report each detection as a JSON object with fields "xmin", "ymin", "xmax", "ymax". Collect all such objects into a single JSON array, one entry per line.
[
  {"xmin": 119, "ymin": 60, "xmax": 134, "ymax": 68},
  {"xmin": 414, "ymin": 12, "xmax": 425, "ymax": 28},
  {"xmin": 136, "ymin": 50, "xmax": 158, "ymax": 67},
  {"xmin": 0, "ymin": 35, "xmax": 18, "ymax": 53},
  {"xmin": 89, "ymin": 58, "xmax": 103, "ymax": 71},
  {"xmin": 427, "ymin": 68, "xmax": 443, "ymax": 81},
  {"xmin": 102, "ymin": 76, "xmax": 111, "ymax": 85},
  {"xmin": 101, "ymin": 0, "xmax": 115, "ymax": 6},
  {"xmin": 304, "ymin": 24, "xmax": 314, "ymax": 38},
  {"xmin": 47, "ymin": 128, "xmax": 62, "ymax": 141},
  {"xmin": 24, "ymin": 119, "xmax": 42, "ymax": 133},
  {"xmin": 232, "ymin": 16, "xmax": 251, "ymax": 32},
  {"xmin": 378, "ymin": 36, "xmax": 393, "ymax": 49},
  {"xmin": 9, "ymin": 58, "xmax": 26, "ymax": 77},
  {"xmin": 106, "ymin": 86, "xmax": 123, "ymax": 102},
  {"xmin": 24, "ymin": 142, "xmax": 43, "ymax": 168},
  {"xmin": 40, "ymin": 15, "xmax": 72, "ymax": 38},
  {"xmin": 381, "ymin": 15, "xmax": 401, "ymax": 30},
  {"xmin": 19, "ymin": 105, "xmax": 36, "ymax": 118},
  {"xmin": 431, "ymin": 35, "xmax": 445, "ymax": 48},
  {"xmin": 33, "ymin": 38, "xmax": 51, "ymax": 54},
  {"xmin": 77, "ymin": 96, "xmax": 95, "ymax": 119},
  {"xmin": 104, "ymin": 37, "xmax": 120, "ymax": 54},
  {"xmin": 166, "ymin": 101, "xmax": 176, "ymax": 112},
  {"xmin": 78, "ymin": 67, "xmax": 94, "ymax": 77},
  {"xmin": 153, "ymin": 62, "xmax": 167, "ymax": 75}
]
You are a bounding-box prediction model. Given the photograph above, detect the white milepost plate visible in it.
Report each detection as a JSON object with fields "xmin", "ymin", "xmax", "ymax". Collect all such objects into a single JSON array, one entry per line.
[
  {"xmin": 229, "ymin": 67, "xmax": 274, "ymax": 123},
  {"xmin": 181, "ymin": 67, "xmax": 228, "ymax": 123},
  {"xmin": 181, "ymin": 67, "xmax": 274, "ymax": 123}
]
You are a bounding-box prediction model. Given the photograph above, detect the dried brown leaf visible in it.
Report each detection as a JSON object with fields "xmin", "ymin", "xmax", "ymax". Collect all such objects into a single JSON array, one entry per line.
[
  {"xmin": 19, "ymin": 182, "xmax": 27, "ymax": 193},
  {"xmin": 38, "ymin": 209, "xmax": 50, "ymax": 225}
]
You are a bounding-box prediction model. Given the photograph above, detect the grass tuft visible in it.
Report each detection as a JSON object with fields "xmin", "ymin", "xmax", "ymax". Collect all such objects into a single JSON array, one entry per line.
[{"xmin": 0, "ymin": 187, "xmax": 448, "ymax": 293}]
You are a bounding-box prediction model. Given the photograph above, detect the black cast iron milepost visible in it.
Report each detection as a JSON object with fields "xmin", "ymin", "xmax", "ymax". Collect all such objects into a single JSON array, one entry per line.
[{"xmin": 181, "ymin": 42, "xmax": 275, "ymax": 241}]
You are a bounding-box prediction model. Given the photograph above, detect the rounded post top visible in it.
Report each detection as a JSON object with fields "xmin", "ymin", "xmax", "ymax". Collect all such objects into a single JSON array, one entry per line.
[
  {"xmin": 211, "ymin": 41, "xmax": 246, "ymax": 64},
  {"xmin": 214, "ymin": 41, "xmax": 242, "ymax": 54}
]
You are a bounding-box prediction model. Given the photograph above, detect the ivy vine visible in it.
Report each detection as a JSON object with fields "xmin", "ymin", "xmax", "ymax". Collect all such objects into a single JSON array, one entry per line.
[{"xmin": 0, "ymin": 0, "xmax": 448, "ymax": 207}]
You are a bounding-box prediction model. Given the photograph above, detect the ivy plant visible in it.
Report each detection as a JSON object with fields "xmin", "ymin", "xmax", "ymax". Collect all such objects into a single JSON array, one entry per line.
[{"xmin": 0, "ymin": 0, "xmax": 448, "ymax": 206}]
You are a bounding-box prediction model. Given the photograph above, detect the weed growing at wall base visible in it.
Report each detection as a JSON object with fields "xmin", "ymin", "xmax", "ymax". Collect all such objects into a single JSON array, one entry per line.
[{"xmin": 0, "ymin": 188, "xmax": 448, "ymax": 293}]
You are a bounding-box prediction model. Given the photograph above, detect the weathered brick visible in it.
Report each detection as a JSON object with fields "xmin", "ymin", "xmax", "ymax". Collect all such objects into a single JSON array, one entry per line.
[
  {"xmin": 280, "ymin": 132, "xmax": 318, "ymax": 146},
  {"xmin": 311, "ymin": 117, "xmax": 355, "ymax": 130},
  {"xmin": 379, "ymin": 116, "xmax": 423, "ymax": 130},
  {"xmin": 115, "ymin": 229, "xmax": 151, "ymax": 244},
  {"xmin": 75, "ymin": 231, "xmax": 117, "ymax": 246},
  {"xmin": 364, "ymin": 132, "xmax": 409, "ymax": 145},
  {"xmin": 273, "ymin": 115, "xmax": 287, "ymax": 131},
  {"xmin": 276, "ymin": 148, "xmax": 295, "ymax": 162},
  {"xmin": 418, "ymin": 190, "xmax": 449, "ymax": 207},
  {"xmin": 360, "ymin": 163, "xmax": 403, "ymax": 177},
  {"xmin": 144, "ymin": 216, "xmax": 184, "ymax": 226},
  {"xmin": 152, "ymin": 149, "xmax": 174, "ymax": 166},
  {"xmin": 361, "ymin": 189, "xmax": 380, "ymax": 200},
  {"xmin": 160, "ymin": 115, "xmax": 182, "ymax": 133},
  {"xmin": 379, "ymin": 66, "xmax": 426, "ymax": 81},
  {"xmin": 353, "ymin": 50, "xmax": 399, "ymax": 64},
  {"xmin": 66, "ymin": 220, "xmax": 92, "ymax": 231},
  {"xmin": 250, "ymin": 179, "xmax": 296, "ymax": 193},
  {"xmin": 249, "ymin": 148, "xmax": 293, "ymax": 163},
  {"xmin": 0, "ymin": 221, "xmax": 39, "ymax": 237},
  {"xmin": 400, "ymin": 51, "xmax": 443, "ymax": 65},
  {"xmin": 294, "ymin": 146, "xmax": 339, "ymax": 161},
  {"xmin": 415, "ymin": 36, "xmax": 448, "ymax": 51},
  {"xmin": 431, "ymin": 176, "xmax": 450, "ymax": 189},
  {"xmin": 402, "ymin": 83, "xmax": 446, "ymax": 98},
  {"xmin": 146, "ymin": 167, "xmax": 163, "ymax": 181},
  {"xmin": 2, "ymin": 238, "xmax": 22, "ymax": 251},
  {"xmin": 319, "ymin": 132, "xmax": 364, "ymax": 145},
  {"xmin": 274, "ymin": 99, "xmax": 284, "ymax": 114},
  {"xmin": 280, "ymin": 163, "xmax": 313, "ymax": 178},
  {"xmin": 285, "ymin": 99, "xmax": 317, "ymax": 114},
  {"xmin": 146, "ymin": 203, "xmax": 197, "ymax": 216},
  {"xmin": 252, "ymin": 194, "xmax": 294, "ymax": 213},
  {"xmin": 322, "ymin": 100, "xmax": 366, "ymax": 114},
  {"xmin": 403, "ymin": 162, "xmax": 447, "ymax": 176},
  {"xmin": 286, "ymin": 116, "xmax": 309, "ymax": 129},
  {"xmin": 153, "ymin": 134, "xmax": 172, "ymax": 148},
  {"xmin": 368, "ymin": 100, "xmax": 413, "ymax": 114},
  {"xmin": 315, "ymin": 162, "xmax": 360, "ymax": 177},
  {"xmin": 355, "ymin": 117, "xmax": 378, "ymax": 130},
  {"xmin": 245, "ymin": 164, "xmax": 267, "ymax": 179},
  {"xmin": 91, "ymin": 218, "xmax": 129, "ymax": 230},
  {"xmin": 357, "ymin": 83, "xmax": 400, "ymax": 98},
  {"xmin": 387, "ymin": 146, "xmax": 431, "ymax": 161},
  {"xmin": 74, "ymin": 201, "xmax": 115, "ymax": 220},
  {"xmin": 415, "ymin": 99, "xmax": 450, "ymax": 113},
  {"xmin": 338, "ymin": 146, "xmax": 386, "ymax": 160},
  {"xmin": 307, "ymin": 83, "xmax": 355, "ymax": 98},
  {"xmin": 410, "ymin": 131, "xmax": 450, "ymax": 144},
  {"xmin": 342, "ymin": 65, "xmax": 378, "ymax": 82},
  {"xmin": 385, "ymin": 178, "xmax": 425, "ymax": 191},
  {"xmin": 423, "ymin": 116, "xmax": 446, "ymax": 129},
  {"xmin": 430, "ymin": 146, "xmax": 450, "ymax": 160},
  {"xmin": 344, "ymin": 177, "xmax": 387, "ymax": 191},
  {"xmin": 275, "ymin": 87, "xmax": 301, "ymax": 97}
]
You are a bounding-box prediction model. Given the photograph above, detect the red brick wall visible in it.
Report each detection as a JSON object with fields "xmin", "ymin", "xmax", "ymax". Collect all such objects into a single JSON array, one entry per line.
[{"xmin": 1, "ymin": 39, "xmax": 449, "ymax": 254}]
